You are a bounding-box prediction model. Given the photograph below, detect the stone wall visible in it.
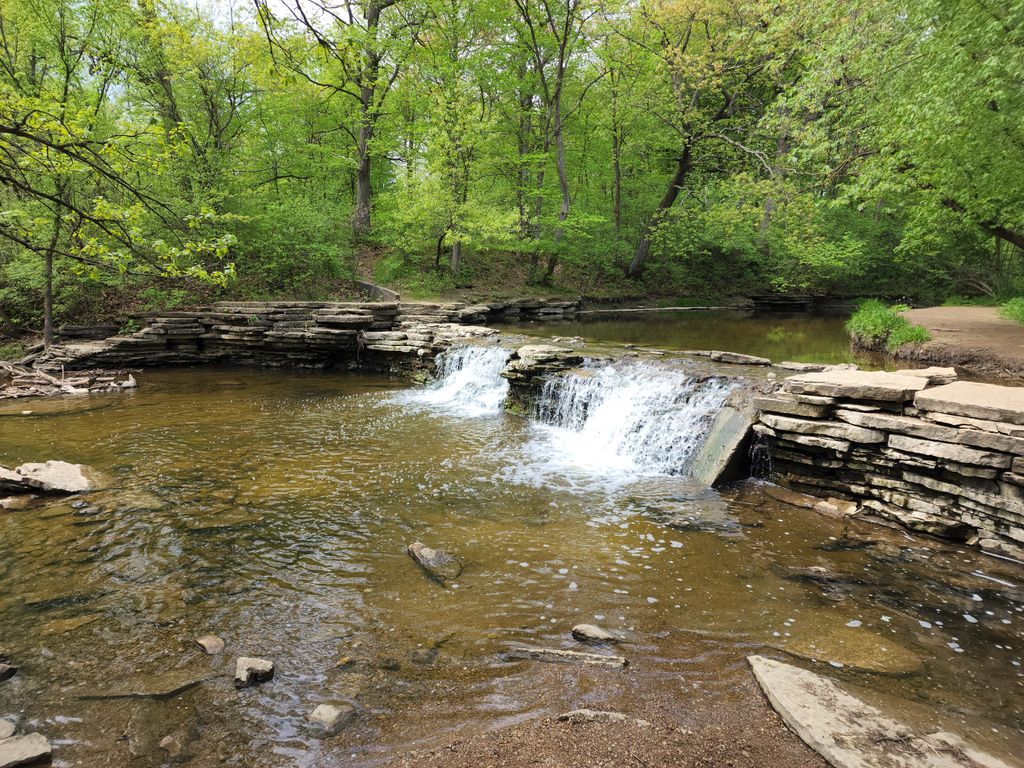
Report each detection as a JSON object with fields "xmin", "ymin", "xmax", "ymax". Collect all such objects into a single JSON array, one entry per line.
[
  {"xmin": 757, "ymin": 369, "xmax": 1024, "ymax": 557},
  {"xmin": 34, "ymin": 298, "xmax": 580, "ymax": 372}
]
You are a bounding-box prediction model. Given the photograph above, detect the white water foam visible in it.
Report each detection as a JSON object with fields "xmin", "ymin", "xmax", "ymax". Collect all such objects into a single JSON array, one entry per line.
[
  {"xmin": 394, "ymin": 345, "xmax": 511, "ymax": 417},
  {"xmin": 506, "ymin": 363, "xmax": 735, "ymax": 488}
]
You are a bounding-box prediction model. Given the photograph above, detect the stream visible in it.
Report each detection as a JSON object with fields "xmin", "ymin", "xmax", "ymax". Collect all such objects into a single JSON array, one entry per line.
[{"xmin": 0, "ymin": 341, "xmax": 1022, "ymax": 766}]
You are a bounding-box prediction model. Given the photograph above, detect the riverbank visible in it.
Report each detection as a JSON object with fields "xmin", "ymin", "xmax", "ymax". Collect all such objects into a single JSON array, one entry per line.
[
  {"xmin": 881, "ymin": 306, "xmax": 1024, "ymax": 380},
  {"xmin": 384, "ymin": 679, "xmax": 825, "ymax": 768}
]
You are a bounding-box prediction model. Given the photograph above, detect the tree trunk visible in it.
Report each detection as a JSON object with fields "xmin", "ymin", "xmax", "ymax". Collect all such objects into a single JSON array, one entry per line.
[
  {"xmin": 610, "ymin": 72, "xmax": 622, "ymax": 232},
  {"xmin": 353, "ymin": 123, "xmax": 372, "ymax": 239},
  {"xmin": 352, "ymin": 2, "xmax": 384, "ymax": 241},
  {"xmin": 42, "ymin": 247, "xmax": 54, "ymax": 350},
  {"xmin": 451, "ymin": 238, "xmax": 462, "ymax": 276},
  {"xmin": 628, "ymin": 144, "xmax": 691, "ymax": 278},
  {"xmin": 544, "ymin": 93, "xmax": 569, "ymax": 282}
]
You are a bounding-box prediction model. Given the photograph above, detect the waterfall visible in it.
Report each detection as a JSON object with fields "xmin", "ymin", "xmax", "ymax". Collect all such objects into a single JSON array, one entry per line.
[
  {"xmin": 531, "ymin": 363, "xmax": 734, "ymax": 478},
  {"xmin": 397, "ymin": 345, "xmax": 511, "ymax": 417}
]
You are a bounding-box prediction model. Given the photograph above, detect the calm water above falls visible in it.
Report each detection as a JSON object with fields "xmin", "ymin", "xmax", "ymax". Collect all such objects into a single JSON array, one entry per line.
[
  {"xmin": 500, "ymin": 309, "xmax": 865, "ymax": 364},
  {"xmin": 0, "ymin": 354, "xmax": 1022, "ymax": 767}
]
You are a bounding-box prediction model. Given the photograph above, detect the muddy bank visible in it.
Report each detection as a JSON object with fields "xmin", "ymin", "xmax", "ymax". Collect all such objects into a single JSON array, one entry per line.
[{"xmin": 857, "ymin": 307, "xmax": 1024, "ymax": 381}]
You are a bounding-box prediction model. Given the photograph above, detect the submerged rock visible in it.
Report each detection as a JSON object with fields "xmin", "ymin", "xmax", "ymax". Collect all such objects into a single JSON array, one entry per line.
[
  {"xmin": 507, "ymin": 647, "xmax": 627, "ymax": 669},
  {"xmin": 557, "ymin": 709, "xmax": 650, "ymax": 727},
  {"xmin": 748, "ymin": 655, "xmax": 1013, "ymax": 768},
  {"xmin": 781, "ymin": 627, "xmax": 924, "ymax": 676},
  {"xmin": 0, "ymin": 664, "xmax": 16, "ymax": 682},
  {"xmin": 407, "ymin": 541, "xmax": 463, "ymax": 584},
  {"xmin": 0, "ymin": 721, "xmax": 14, "ymax": 740},
  {"xmin": 78, "ymin": 669, "xmax": 212, "ymax": 700},
  {"xmin": 0, "ymin": 733, "xmax": 51, "ymax": 768},
  {"xmin": 571, "ymin": 624, "xmax": 619, "ymax": 644},
  {"xmin": 158, "ymin": 735, "xmax": 182, "ymax": 758},
  {"xmin": 195, "ymin": 634, "xmax": 225, "ymax": 655},
  {"xmin": 234, "ymin": 657, "xmax": 274, "ymax": 688},
  {"xmin": 308, "ymin": 702, "xmax": 356, "ymax": 735}
]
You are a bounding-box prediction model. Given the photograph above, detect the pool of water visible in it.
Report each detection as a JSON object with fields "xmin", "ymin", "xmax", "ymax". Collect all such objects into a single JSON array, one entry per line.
[
  {"xmin": 500, "ymin": 310, "xmax": 866, "ymax": 364},
  {"xmin": 0, "ymin": 363, "xmax": 1021, "ymax": 766}
]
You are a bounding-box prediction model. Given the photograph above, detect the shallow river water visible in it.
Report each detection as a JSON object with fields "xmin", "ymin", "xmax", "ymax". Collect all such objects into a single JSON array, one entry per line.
[{"xmin": 1, "ymin": 351, "xmax": 1022, "ymax": 766}]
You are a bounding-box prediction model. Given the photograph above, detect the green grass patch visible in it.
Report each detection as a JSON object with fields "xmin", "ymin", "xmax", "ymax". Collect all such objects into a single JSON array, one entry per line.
[
  {"xmin": 846, "ymin": 299, "xmax": 930, "ymax": 352},
  {"xmin": 999, "ymin": 298, "xmax": 1024, "ymax": 325},
  {"xmin": 0, "ymin": 340, "xmax": 27, "ymax": 361}
]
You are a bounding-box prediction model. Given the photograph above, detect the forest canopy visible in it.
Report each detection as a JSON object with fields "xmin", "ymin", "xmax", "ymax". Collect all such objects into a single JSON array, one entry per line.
[{"xmin": 0, "ymin": 0, "xmax": 1021, "ymax": 339}]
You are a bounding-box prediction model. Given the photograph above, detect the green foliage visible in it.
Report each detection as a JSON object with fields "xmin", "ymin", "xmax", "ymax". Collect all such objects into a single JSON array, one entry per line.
[
  {"xmin": 0, "ymin": 340, "xmax": 27, "ymax": 361},
  {"xmin": 0, "ymin": 0, "xmax": 1021, "ymax": 329},
  {"xmin": 846, "ymin": 300, "xmax": 931, "ymax": 351},
  {"xmin": 1000, "ymin": 299, "xmax": 1024, "ymax": 326}
]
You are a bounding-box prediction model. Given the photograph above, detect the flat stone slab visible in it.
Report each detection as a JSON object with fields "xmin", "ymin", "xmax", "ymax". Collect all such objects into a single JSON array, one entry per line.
[
  {"xmin": 915, "ymin": 381, "xmax": 1024, "ymax": 426},
  {"xmin": 895, "ymin": 367, "xmax": 958, "ymax": 385},
  {"xmin": 11, "ymin": 461, "xmax": 96, "ymax": 493},
  {"xmin": 507, "ymin": 647, "xmax": 628, "ymax": 668},
  {"xmin": 0, "ymin": 733, "xmax": 52, "ymax": 767},
  {"xmin": 748, "ymin": 655, "xmax": 1013, "ymax": 768},
  {"xmin": 784, "ymin": 370, "xmax": 929, "ymax": 402},
  {"xmin": 78, "ymin": 669, "xmax": 212, "ymax": 700}
]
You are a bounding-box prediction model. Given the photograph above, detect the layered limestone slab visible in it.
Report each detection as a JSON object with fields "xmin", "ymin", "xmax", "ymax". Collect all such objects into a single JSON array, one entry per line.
[
  {"xmin": 888, "ymin": 435, "xmax": 1012, "ymax": 469},
  {"xmin": 783, "ymin": 370, "xmax": 928, "ymax": 402},
  {"xmin": 754, "ymin": 395, "xmax": 832, "ymax": 418},
  {"xmin": 916, "ymin": 381, "xmax": 1024, "ymax": 425},
  {"xmin": 761, "ymin": 414, "xmax": 885, "ymax": 444},
  {"xmin": 748, "ymin": 655, "xmax": 1013, "ymax": 768}
]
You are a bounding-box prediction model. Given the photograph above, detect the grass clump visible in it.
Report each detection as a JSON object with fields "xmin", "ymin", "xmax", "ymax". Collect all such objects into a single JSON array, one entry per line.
[
  {"xmin": 0, "ymin": 340, "xmax": 27, "ymax": 361},
  {"xmin": 846, "ymin": 299, "xmax": 930, "ymax": 352},
  {"xmin": 999, "ymin": 298, "xmax": 1024, "ymax": 325}
]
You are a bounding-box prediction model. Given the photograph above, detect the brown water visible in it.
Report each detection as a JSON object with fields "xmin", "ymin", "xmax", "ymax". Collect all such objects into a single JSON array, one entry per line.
[
  {"xmin": 501, "ymin": 310, "xmax": 866, "ymax": 364},
  {"xmin": 1, "ymin": 365, "xmax": 1022, "ymax": 767}
]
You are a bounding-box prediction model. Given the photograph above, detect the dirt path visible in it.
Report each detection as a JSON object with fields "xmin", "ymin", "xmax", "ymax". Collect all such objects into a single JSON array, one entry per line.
[{"xmin": 898, "ymin": 306, "xmax": 1024, "ymax": 380}]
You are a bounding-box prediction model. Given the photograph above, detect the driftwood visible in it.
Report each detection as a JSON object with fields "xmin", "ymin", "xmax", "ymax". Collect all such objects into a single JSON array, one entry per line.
[{"xmin": 0, "ymin": 361, "xmax": 135, "ymax": 400}]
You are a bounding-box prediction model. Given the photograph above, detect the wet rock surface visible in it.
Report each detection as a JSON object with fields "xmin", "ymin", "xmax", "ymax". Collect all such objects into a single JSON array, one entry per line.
[
  {"xmin": 78, "ymin": 669, "xmax": 213, "ymax": 700},
  {"xmin": 506, "ymin": 647, "xmax": 628, "ymax": 668},
  {"xmin": 571, "ymin": 624, "xmax": 619, "ymax": 643},
  {"xmin": 234, "ymin": 657, "xmax": 274, "ymax": 688},
  {"xmin": 309, "ymin": 702, "xmax": 356, "ymax": 735},
  {"xmin": 195, "ymin": 635, "xmax": 225, "ymax": 655},
  {"xmin": 406, "ymin": 542, "xmax": 463, "ymax": 584}
]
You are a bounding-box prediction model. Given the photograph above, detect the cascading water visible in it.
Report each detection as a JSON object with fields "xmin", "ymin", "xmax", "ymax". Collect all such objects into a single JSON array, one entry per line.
[
  {"xmin": 396, "ymin": 345, "xmax": 511, "ymax": 417},
  {"xmin": 528, "ymin": 363, "xmax": 735, "ymax": 479}
]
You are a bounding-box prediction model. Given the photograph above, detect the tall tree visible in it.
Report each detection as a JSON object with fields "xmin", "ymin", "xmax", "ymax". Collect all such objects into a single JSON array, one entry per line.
[{"xmin": 255, "ymin": 0, "xmax": 416, "ymax": 240}]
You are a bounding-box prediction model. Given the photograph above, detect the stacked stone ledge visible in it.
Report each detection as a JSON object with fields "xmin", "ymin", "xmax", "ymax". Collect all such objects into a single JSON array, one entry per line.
[
  {"xmin": 756, "ymin": 369, "xmax": 1024, "ymax": 556},
  {"xmin": 32, "ymin": 298, "xmax": 578, "ymax": 372}
]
